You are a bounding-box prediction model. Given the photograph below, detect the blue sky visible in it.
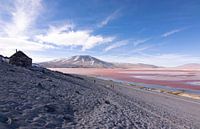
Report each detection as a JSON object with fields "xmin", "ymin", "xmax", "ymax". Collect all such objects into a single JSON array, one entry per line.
[{"xmin": 0, "ymin": 0, "xmax": 200, "ymax": 66}]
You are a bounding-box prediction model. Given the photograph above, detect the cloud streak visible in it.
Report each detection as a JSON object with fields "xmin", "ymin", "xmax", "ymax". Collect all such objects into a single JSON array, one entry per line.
[
  {"xmin": 98, "ymin": 9, "xmax": 120, "ymax": 28},
  {"xmin": 162, "ymin": 28, "xmax": 183, "ymax": 37},
  {"xmin": 132, "ymin": 46, "xmax": 151, "ymax": 53},
  {"xmin": 104, "ymin": 40, "xmax": 128, "ymax": 52},
  {"xmin": 133, "ymin": 38, "xmax": 150, "ymax": 47}
]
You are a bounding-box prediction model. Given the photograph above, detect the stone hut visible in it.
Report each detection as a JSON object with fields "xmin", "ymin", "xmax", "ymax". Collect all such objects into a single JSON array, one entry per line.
[{"xmin": 9, "ymin": 51, "xmax": 32, "ymax": 67}]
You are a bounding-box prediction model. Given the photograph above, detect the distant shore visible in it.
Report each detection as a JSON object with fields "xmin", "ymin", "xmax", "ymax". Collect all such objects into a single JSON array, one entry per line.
[{"xmin": 49, "ymin": 68, "xmax": 200, "ymax": 100}]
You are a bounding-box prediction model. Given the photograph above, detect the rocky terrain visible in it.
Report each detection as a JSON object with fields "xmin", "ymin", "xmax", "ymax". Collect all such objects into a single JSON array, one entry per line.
[{"xmin": 0, "ymin": 62, "xmax": 200, "ymax": 129}]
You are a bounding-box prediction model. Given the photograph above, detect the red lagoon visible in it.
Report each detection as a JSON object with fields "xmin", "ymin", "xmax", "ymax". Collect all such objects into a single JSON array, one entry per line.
[{"xmin": 50, "ymin": 68, "xmax": 200, "ymax": 90}]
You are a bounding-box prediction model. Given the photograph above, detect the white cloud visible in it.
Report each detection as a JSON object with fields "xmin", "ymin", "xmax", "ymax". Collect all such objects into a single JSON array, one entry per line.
[
  {"xmin": 0, "ymin": 0, "xmax": 52, "ymax": 56},
  {"xmin": 36, "ymin": 24, "xmax": 115, "ymax": 50},
  {"xmin": 104, "ymin": 38, "xmax": 151, "ymax": 52},
  {"xmin": 30, "ymin": 55, "xmax": 58, "ymax": 63},
  {"xmin": 132, "ymin": 46, "xmax": 150, "ymax": 53},
  {"xmin": 133, "ymin": 38, "xmax": 150, "ymax": 46},
  {"xmin": 0, "ymin": 0, "xmax": 116, "ymax": 60},
  {"xmin": 3, "ymin": 0, "xmax": 42, "ymax": 38},
  {"xmin": 104, "ymin": 40, "xmax": 128, "ymax": 52},
  {"xmin": 162, "ymin": 29, "xmax": 183, "ymax": 37},
  {"xmin": 0, "ymin": 37, "xmax": 53, "ymax": 56},
  {"xmin": 98, "ymin": 9, "xmax": 120, "ymax": 28}
]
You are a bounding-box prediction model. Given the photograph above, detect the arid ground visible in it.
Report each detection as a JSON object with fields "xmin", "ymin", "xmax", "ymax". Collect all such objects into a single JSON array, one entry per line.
[
  {"xmin": 50, "ymin": 68, "xmax": 200, "ymax": 93},
  {"xmin": 1, "ymin": 62, "xmax": 200, "ymax": 128}
]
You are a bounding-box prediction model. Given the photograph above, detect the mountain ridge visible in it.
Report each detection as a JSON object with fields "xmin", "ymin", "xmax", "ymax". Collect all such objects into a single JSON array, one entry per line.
[
  {"xmin": 39, "ymin": 55, "xmax": 114, "ymax": 68},
  {"xmin": 39, "ymin": 55, "xmax": 159, "ymax": 68},
  {"xmin": 175, "ymin": 63, "xmax": 200, "ymax": 69}
]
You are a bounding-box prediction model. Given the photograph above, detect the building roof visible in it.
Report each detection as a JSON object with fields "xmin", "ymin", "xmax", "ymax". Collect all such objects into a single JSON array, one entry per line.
[{"xmin": 10, "ymin": 51, "xmax": 31, "ymax": 59}]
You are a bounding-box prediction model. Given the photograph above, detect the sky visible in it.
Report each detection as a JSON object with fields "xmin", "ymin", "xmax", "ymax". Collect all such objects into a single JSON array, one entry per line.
[{"xmin": 0, "ymin": 0, "xmax": 200, "ymax": 66}]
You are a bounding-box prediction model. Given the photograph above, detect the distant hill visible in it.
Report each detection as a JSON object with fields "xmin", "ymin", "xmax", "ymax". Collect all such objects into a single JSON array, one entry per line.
[
  {"xmin": 39, "ymin": 55, "xmax": 160, "ymax": 68},
  {"xmin": 114, "ymin": 63, "xmax": 160, "ymax": 69},
  {"xmin": 39, "ymin": 55, "xmax": 114, "ymax": 68},
  {"xmin": 176, "ymin": 63, "xmax": 200, "ymax": 69}
]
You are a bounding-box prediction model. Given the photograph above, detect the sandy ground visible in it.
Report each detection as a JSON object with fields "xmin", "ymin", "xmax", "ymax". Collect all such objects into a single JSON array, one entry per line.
[
  {"xmin": 1, "ymin": 63, "xmax": 200, "ymax": 128},
  {"xmin": 50, "ymin": 68, "xmax": 200, "ymax": 91}
]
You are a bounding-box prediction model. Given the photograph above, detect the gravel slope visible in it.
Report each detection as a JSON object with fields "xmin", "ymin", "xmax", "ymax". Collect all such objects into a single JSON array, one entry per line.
[{"xmin": 0, "ymin": 62, "xmax": 200, "ymax": 129}]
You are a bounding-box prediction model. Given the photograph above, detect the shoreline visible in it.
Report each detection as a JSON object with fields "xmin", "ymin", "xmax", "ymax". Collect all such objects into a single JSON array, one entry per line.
[
  {"xmin": 96, "ymin": 76, "xmax": 200, "ymax": 100},
  {"xmin": 49, "ymin": 68, "xmax": 200, "ymax": 90},
  {"xmin": 49, "ymin": 68, "xmax": 200, "ymax": 100}
]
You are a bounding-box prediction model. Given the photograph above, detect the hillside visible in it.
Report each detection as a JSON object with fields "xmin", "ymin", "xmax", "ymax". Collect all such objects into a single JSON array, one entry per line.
[
  {"xmin": 39, "ymin": 55, "xmax": 114, "ymax": 68},
  {"xmin": 0, "ymin": 62, "xmax": 200, "ymax": 128}
]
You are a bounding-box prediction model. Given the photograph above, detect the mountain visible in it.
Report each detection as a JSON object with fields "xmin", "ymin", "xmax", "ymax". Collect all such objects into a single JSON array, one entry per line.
[
  {"xmin": 176, "ymin": 63, "xmax": 200, "ymax": 69},
  {"xmin": 39, "ymin": 55, "xmax": 114, "ymax": 68},
  {"xmin": 39, "ymin": 55, "xmax": 160, "ymax": 69},
  {"xmin": 114, "ymin": 63, "xmax": 160, "ymax": 69}
]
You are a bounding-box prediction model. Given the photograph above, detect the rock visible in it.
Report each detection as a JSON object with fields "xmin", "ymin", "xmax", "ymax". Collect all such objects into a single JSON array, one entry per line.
[
  {"xmin": 105, "ymin": 100, "xmax": 111, "ymax": 104},
  {"xmin": 75, "ymin": 91, "xmax": 80, "ymax": 94},
  {"xmin": 44, "ymin": 105, "xmax": 56, "ymax": 113},
  {"xmin": 0, "ymin": 114, "xmax": 11, "ymax": 125},
  {"xmin": 0, "ymin": 114, "xmax": 9, "ymax": 124},
  {"xmin": 63, "ymin": 115, "xmax": 73, "ymax": 122},
  {"xmin": 36, "ymin": 83, "xmax": 45, "ymax": 90}
]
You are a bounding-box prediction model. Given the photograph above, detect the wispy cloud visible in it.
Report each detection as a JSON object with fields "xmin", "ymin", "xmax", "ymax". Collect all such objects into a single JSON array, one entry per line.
[
  {"xmin": 133, "ymin": 38, "xmax": 150, "ymax": 47},
  {"xmin": 0, "ymin": 0, "xmax": 115, "ymax": 57},
  {"xmin": 3, "ymin": 0, "xmax": 42, "ymax": 38},
  {"xmin": 98, "ymin": 9, "xmax": 120, "ymax": 28},
  {"xmin": 162, "ymin": 28, "xmax": 183, "ymax": 38},
  {"xmin": 36, "ymin": 24, "xmax": 115, "ymax": 51},
  {"xmin": 104, "ymin": 40, "xmax": 129, "ymax": 52},
  {"xmin": 0, "ymin": 0, "xmax": 50, "ymax": 56},
  {"xmin": 132, "ymin": 46, "xmax": 151, "ymax": 53}
]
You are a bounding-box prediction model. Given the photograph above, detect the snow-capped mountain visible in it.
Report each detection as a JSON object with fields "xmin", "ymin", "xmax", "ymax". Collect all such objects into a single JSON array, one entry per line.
[{"xmin": 39, "ymin": 55, "xmax": 114, "ymax": 68}]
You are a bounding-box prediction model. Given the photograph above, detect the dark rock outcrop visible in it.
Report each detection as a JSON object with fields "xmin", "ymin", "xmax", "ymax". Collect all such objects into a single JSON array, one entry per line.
[
  {"xmin": 0, "ymin": 55, "xmax": 9, "ymax": 63},
  {"xmin": 0, "ymin": 55, "xmax": 3, "ymax": 62}
]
